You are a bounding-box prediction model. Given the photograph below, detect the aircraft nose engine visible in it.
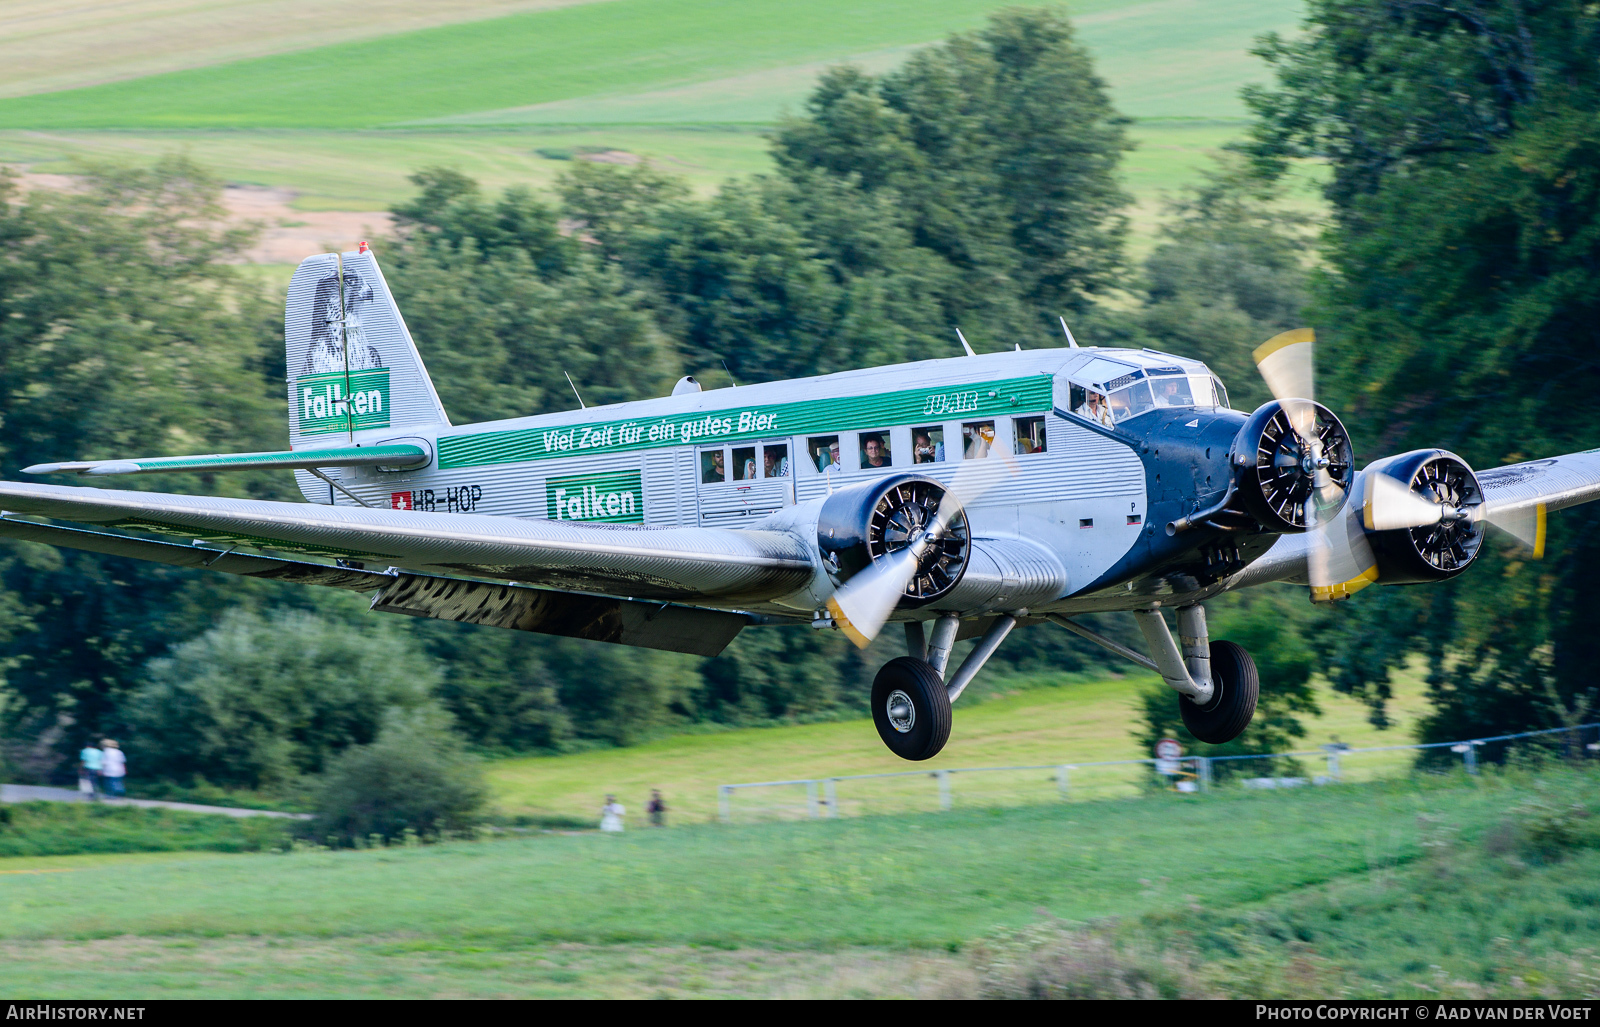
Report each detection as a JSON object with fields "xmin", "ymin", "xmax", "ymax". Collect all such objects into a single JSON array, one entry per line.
[
  {"xmin": 1231, "ymin": 399, "xmax": 1356, "ymax": 533},
  {"xmin": 815, "ymin": 474, "xmax": 971, "ymax": 607},
  {"xmin": 1361, "ymin": 450, "xmax": 1487, "ymax": 583}
]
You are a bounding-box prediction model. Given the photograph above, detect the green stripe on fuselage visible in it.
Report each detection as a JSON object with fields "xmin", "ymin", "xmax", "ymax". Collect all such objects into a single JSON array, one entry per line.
[{"xmin": 437, "ymin": 375, "xmax": 1054, "ymax": 470}]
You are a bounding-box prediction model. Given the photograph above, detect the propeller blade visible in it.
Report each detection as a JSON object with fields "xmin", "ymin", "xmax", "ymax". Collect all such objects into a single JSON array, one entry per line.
[
  {"xmin": 1253, "ymin": 328, "xmax": 1324, "ymax": 462},
  {"xmin": 1253, "ymin": 329, "xmax": 1316, "ymax": 407},
  {"xmin": 1308, "ymin": 471, "xmax": 1380, "ymax": 603},
  {"xmin": 1363, "ymin": 472, "xmax": 1446, "ymax": 532},
  {"xmin": 826, "ymin": 456, "xmax": 1016, "ymax": 649},
  {"xmin": 826, "ymin": 547, "xmax": 923, "ymax": 648},
  {"xmin": 1484, "ymin": 503, "xmax": 1546, "ymax": 558}
]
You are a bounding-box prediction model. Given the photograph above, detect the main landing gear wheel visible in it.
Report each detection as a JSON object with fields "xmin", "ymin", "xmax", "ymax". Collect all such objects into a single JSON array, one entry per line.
[
  {"xmin": 872, "ymin": 656, "xmax": 952, "ymax": 761},
  {"xmin": 1179, "ymin": 641, "xmax": 1259, "ymax": 744}
]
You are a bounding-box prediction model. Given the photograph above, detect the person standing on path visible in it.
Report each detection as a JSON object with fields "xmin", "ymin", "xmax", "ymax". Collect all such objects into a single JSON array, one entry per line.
[
  {"xmin": 647, "ymin": 790, "xmax": 666, "ymax": 828},
  {"xmin": 599, "ymin": 795, "xmax": 626, "ymax": 833},
  {"xmin": 78, "ymin": 741, "xmax": 103, "ymax": 799},
  {"xmin": 100, "ymin": 740, "xmax": 126, "ymax": 798}
]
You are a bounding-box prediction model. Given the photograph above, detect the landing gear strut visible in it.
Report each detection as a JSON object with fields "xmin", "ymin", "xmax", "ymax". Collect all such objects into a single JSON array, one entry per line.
[
  {"xmin": 870, "ymin": 613, "xmax": 1019, "ymax": 761},
  {"xmin": 1048, "ymin": 604, "xmax": 1258, "ymax": 745}
]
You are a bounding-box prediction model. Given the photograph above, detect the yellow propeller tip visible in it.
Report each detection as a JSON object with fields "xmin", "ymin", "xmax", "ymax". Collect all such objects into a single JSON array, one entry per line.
[
  {"xmin": 825, "ymin": 596, "xmax": 873, "ymax": 650},
  {"xmin": 1252, "ymin": 327, "xmax": 1315, "ymax": 365}
]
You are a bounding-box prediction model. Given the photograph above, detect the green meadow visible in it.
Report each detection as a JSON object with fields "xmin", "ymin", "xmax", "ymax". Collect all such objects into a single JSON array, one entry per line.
[
  {"xmin": 485, "ymin": 662, "xmax": 1433, "ymax": 824},
  {"xmin": 3, "ymin": 768, "xmax": 1596, "ymax": 998},
  {"xmin": 0, "ymin": 0, "xmax": 1296, "ymax": 129},
  {"xmin": 0, "ymin": 0, "xmax": 1307, "ymax": 250}
]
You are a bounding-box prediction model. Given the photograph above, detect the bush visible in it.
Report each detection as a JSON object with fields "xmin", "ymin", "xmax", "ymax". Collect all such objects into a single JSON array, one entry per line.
[
  {"xmin": 125, "ymin": 609, "xmax": 441, "ymax": 791},
  {"xmin": 304, "ymin": 709, "xmax": 487, "ymax": 846}
]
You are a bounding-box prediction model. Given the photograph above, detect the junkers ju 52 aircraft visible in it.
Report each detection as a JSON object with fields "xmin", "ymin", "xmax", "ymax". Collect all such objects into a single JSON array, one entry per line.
[{"xmin": 4, "ymin": 246, "xmax": 1599, "ymax": 761}]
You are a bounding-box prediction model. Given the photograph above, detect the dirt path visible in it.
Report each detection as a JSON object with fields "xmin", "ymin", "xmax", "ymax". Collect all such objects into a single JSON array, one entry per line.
[
  {"xmin": 1, "ymin": 784, "xmax": 309, "ymax": 819},
  {"xmin": 11, "ymin": 170, "xmax": 392, "ymax": 264}
]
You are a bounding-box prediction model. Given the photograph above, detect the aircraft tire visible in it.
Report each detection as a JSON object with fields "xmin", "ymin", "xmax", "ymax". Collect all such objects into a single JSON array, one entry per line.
[
  {"xmin": 1179, "ymin": 641, "xmax": 1258, "ymax": 744},
  {"xmin": 871, "ymin": 656, "xmax": 952, "ymax": 761}
]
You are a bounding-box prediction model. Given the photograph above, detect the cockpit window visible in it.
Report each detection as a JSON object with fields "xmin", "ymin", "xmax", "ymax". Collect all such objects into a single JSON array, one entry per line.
[
  {"xmin": 1108, "ymin": 381, "xmax": 1154, "ymax": 421},
  {"xmin": 1150, "ymin": 376, "xmax": 1194, "ymax": 408}
]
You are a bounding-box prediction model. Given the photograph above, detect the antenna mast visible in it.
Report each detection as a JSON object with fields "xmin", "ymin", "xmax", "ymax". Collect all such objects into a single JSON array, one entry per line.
[{"xmin": 564, "ymin": 371, "xmax": 587, "ymax": 410}]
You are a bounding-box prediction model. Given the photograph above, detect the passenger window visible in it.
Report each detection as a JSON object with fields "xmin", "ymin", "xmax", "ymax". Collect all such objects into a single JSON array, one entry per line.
[
  {"xmin": 911, "ymin": 426, "xmax": 945, "ymax": 464},
  {"xmin": 962, "ymin": 421, "xmax": 996, "ymax": 459},
  {"xmin": 700, "ymin": 448, "xmax": 726, "ymax": 484},
  {"xmin": 859, "ymin": 432, "xmax": 891, "ymax": 470},
  {"xmin": 1014, "ymin": 416, "xmax": 1046, "ymax": 454},
  {"xmin": 732, "ymin": 446, "xmax": 756, "ymax": 481},
  {"xmin": 808, "ymin": 435, "xmax": 840, "ymax": 473},
  {"xmin": 1150, "ymin": 376, "xmax": 1194, "ymax": 408},
  {"xmin": 762, "ymin": 444, "xmax": 790, "ymax": 478},
  {"xmin": 1109, "ymin": 381, "xmax": 1154, "ymax": 421}
]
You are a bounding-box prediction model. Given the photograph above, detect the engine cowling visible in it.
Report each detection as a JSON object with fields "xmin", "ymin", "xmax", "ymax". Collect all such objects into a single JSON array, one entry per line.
[
  {"xmin": 1363, "ymin": 449, "xmax": 1485, "ymax": 584},
  {"xmin": 1230, "ymin": 400, "xmax": 1355, "ymax": 532},
  {"xmin": 816, "ymin": 474, "xmax": 970, "ymax": 607}
]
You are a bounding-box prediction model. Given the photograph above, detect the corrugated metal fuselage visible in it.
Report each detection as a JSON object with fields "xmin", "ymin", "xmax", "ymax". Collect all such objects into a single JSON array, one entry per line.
[{"xmin": 297, "ymin": 347, "xmax": 1268, "ymax": 620}]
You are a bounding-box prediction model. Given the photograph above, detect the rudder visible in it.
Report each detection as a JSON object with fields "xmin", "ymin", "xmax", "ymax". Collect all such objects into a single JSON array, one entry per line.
[{"xmin": 284, "ymin": 245, "xmax": 449, "ymax": 450}]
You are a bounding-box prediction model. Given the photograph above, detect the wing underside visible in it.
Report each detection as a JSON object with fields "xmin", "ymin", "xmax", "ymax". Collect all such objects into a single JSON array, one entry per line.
[
  {"xmin": 0, "ymin": 480, "xmax": 817, "ymax": 606},
  {"xmin": 0, "ymin": 514, "xmax": 752, "ymax": 656}
]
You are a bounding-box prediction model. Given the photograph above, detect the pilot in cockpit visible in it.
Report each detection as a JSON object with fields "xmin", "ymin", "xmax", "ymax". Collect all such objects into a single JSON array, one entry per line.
[
  {"xmin": 1153, "ymin": 377, "xmax": 1193, "ymax": 408},
  {"xmin": 1077, "ymin": 389, "xmax": 1114, "ymax": 427}
]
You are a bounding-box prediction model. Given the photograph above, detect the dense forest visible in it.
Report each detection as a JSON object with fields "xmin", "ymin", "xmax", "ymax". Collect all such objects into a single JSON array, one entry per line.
[{"xmin": 0, "ymin": 3, "xmax": 1594, "ymax": 793}]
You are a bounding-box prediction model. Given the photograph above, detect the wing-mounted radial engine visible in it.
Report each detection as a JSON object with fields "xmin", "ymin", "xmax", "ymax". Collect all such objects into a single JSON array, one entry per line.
[
  {"xmin": 816, "ymin": 474, "xmax": 971, "ymax": 606},
  {"xmin": 1361, "ymin": 450, "xmax": 1486, "ymax": 583}
]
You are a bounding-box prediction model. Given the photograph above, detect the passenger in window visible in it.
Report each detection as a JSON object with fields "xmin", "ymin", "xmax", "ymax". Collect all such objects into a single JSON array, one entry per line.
[
  {"xmin": 963, "ymin": 422, "xmax": 995, "ymax": 459},
  {"xmin": 913, "ymin": 430, "xmax": 944, "ymax": 464},
  {"xmin": 810, "ymin": 436, "xmax": 839, "ymax": 472},
  {"xmin": 861, "ymin": 434, "xmax": 890, "ymax": 469},
  {"xmin": 1077, "ymin": 390, "xmax": 1113, "ymax": 427},
  {"xmin": 734, "ymin": 446, "xmax": 756, "ymax": 481},
  {"xmin": 702, "ymin": 450, "xmax": 725, "ymax": 483},
  {"xmin": 1015, "ymin": 416, "xmax": 1046, "ymax": 454},
  {"xmin": 763, "ymin": 446, "xmax": 790, "ymax": 478}
]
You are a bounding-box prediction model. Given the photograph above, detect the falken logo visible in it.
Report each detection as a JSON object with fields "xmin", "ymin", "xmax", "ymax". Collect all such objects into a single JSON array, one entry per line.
[
  {"xmin": 546, "ymin": 470, "xmax": 643, "ymax": 524},
  {"xmin": 296, "ymin": 369, "xmax": 391, "ymax": 435}
]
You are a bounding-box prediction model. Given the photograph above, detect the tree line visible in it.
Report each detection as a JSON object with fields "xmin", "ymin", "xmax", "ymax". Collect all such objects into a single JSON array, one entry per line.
[{"xmin": 1, "ymin": 2, "xmax": 1592, "ymax": 794}]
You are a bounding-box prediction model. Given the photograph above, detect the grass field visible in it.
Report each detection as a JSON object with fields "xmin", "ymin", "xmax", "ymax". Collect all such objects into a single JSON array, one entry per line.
[
  {"xmin": 0, "ymin": 0, "xmax": 1298, "ymax": 129},
  {"xmin": 0, "ymin": 1, "xmax": 597, "ymax": 100},
  {"xmin": 0, "ymin": 0, "xmax": 1308, "ymax": 262},
  {"xmin": 2, "ymin": 768, "xmax": 1595, "ymax": 997},
  {"xmin": 485, "ymin": 658, "xmax": 1433, "ymax": 824}
]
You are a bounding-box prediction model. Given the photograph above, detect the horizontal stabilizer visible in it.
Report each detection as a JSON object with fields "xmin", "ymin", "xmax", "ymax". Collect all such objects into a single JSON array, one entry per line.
[{"xmin": 24, "ymin": 443, "xmax": 428, "ymax": 477}]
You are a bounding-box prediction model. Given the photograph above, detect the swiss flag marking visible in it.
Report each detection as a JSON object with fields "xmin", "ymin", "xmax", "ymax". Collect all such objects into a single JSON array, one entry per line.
[{"xmin": 390, "ymin": 491, "xmax": 413, "ymax": 511}]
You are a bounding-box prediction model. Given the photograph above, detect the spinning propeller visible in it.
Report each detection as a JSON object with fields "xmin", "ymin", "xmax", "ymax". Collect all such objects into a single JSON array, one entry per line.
[
  {"xmin": 826, "ymin": 456, "xmax": 1014, "ymax": 648},
  {"xmin": 1248, "ymin": 329, "xmax": 1376, "ymax": 601},
  {"xmin": 1250, "ymin": 330, "xmax": 1543, "ymax": 603}
]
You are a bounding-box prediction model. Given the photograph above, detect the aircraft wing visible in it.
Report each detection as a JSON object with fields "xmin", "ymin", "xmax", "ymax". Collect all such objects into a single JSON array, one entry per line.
[
  {"xmin": 0, "ymin": 480, "xmax": 816, "ymax": 605},
  {"xmin": 0, "ymin": 516, "xmax": 751, "ymax": 656},
  {"xmin": 1477, "ymin": 449, "xmax": 1600, "ymax": 516}
]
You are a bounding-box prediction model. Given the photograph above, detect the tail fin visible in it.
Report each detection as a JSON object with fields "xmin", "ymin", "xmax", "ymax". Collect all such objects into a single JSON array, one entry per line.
[{"xmin": 284, "ymin": 245, "xmax": 449, "ymax": 449}]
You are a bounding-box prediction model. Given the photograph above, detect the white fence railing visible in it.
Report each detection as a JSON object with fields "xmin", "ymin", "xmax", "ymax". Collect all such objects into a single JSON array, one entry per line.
[{"xmin": 716, "ymin": 722, "xmax": 1600, "ymax": 823}]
